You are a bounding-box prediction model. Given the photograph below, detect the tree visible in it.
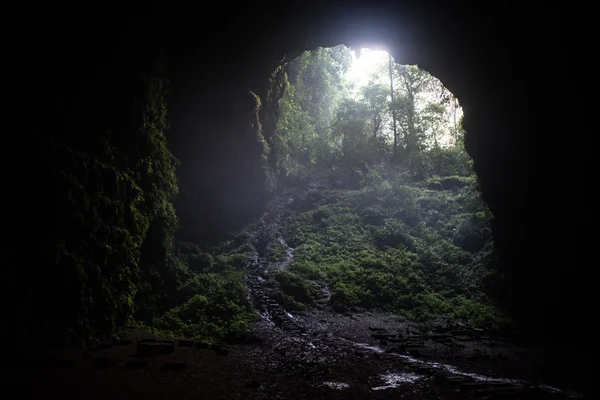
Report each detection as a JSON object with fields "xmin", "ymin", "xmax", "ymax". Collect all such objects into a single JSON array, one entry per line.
[{"xmin": 361, "ymin": 82, "xmax": 391, "ymax": 138}]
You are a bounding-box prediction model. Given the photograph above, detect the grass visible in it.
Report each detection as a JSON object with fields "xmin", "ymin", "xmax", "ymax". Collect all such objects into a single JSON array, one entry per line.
[{"xmin": 277, "ymin": 164, "xmax": 509, "ymax": 329}]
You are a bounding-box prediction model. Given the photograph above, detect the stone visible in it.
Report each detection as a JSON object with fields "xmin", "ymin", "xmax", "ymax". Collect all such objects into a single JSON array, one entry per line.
[
  {"xmin": 194, "ymin": 342, "xmax": 210, "ymax": 350},
  {"xmin": 371, "ymin": 334, "xmax": 396, "ymax": 340},
  {"xmin": 178, "ymin": 339, "xmax": 194, "ymax": 347},
  {"xmin": 211, "ymin": 344, "xmax": 229, "ymax": 355},
  {"xmin": 368, "ymin": 326, "xmax": 387, "ymax": 332},
  {"xmin": 136, "ymin": 341, "xmax": 174, "ymax": 357},
  {"xmin": 125, "ymin": 359, "xmax": 148, "ymax": 369},
  {"xmin": 161, "ymin": 361, "xmax": 187, "ymax": 371}
]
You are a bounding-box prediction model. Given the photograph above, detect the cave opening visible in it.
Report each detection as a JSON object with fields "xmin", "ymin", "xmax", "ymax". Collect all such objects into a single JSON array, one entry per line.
[
  {"xmin": 9, "ymin": 5, "xmax": 593, "ymax": 398},
  {"xmin": 247, "ymin": 44, "xmax": 505, "ymax": 331}
]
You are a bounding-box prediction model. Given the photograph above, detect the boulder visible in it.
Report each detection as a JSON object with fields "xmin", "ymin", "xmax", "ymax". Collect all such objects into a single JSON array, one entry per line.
[
  {"xmin": 178, "ymin": 339, "xmax": 194, "ymax": 347},
  {"xmin": 211, "ymin": 344, "xmax": 229, "ymax": 355},
  {"xmin": 161, "ymin": 361, "xmax": 187, "ymax": 371},
  {"xmin": 125, "ymin": 359, "xmax": 148, "ymax": 369},
  {"xmin": 136, "ymin": 341, "xmax": 174, "ymax": 357}
]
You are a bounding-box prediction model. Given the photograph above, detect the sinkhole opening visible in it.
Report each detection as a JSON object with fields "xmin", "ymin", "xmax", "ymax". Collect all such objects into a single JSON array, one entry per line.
[{"xmin": 254, "ymin": 44, "xmax": 507, "ymax": 330}]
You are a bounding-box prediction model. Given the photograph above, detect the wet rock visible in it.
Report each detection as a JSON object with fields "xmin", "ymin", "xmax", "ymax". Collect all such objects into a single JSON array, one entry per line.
[
  {"xmin": 178, "ymin": 339, "xmax": 194, "ymax": 347},
  {"xmin": 371, "ymin": 334, "xmax": 396, "ymax": 340},
  {"xmin": 125, "ymin": 359, "xmax": 148, "ymax": 369},
  {"xmin": 427, "ymin": 182, "xmax": 444, "ymax": 190},
  {"xmin": 379, "ymin": 339, "xmax": 388, "ymax": 346},
  {"xmin": 211, "ymin": 345, "xmax": 229, "ymax": 355},
  {"xmin": 409, "ymin": 349, "xmax": 421, "ymax": 357},
  {"xmin": 441, "ymin": 177, "xmax": 468, "ymax": 190},
  {"xmin": 195, "ymin": 341, "xmax": 210, "ymax": 349},
  {"xmin": 446, "ymin": 375, "xmax": 472, "ymax": 384},
  {"xmin": 136, "ymin": 341, "xmax": 174, "ymax": 357}
]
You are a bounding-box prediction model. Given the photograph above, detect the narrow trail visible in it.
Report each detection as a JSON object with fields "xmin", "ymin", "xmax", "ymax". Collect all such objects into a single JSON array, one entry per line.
[{"xmin": 243, "ymin": 193, "xmax": 584, "ymax": 399}]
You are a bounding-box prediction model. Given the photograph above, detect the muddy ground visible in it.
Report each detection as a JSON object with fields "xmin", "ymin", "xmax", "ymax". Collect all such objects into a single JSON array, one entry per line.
[{"xmin": 4, "ymin": 316, "xmax": 586, "ymax": 400}]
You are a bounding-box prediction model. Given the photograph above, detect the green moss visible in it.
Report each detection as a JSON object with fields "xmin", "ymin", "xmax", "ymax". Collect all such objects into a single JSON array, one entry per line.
[
  {"xmin": 151, "ymin": 268, "xmax": 256, "ymax": 344},
  {"xmin": 275, "ymin": 271, "xmax": 320, "ymax": 306},
  {"xmin": 277, "ymin": 163, "xmax": 505, "ymax": 328}
]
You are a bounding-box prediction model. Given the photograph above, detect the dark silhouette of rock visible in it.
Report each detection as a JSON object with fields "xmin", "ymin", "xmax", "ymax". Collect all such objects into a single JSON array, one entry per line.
[
  {"xmin": 161, "ymin": 361, "xmax": 187, "ymax": 371},
  {"xmin": 125, "ymin": 359, "xmax": 148, "ymax": 369},
  {"xmin": 136, "ymin": 341, "xmax": 174, "ymax": 357}
]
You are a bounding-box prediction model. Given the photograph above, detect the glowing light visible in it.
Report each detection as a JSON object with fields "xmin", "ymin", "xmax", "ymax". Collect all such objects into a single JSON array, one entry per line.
[{"xmin": 347, "ymin": 48, "xmax": 391, "ymax": 91}]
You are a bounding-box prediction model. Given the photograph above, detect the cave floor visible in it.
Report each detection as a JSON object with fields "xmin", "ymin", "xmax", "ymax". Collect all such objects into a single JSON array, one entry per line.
[{"xmin": 6, "ymin": 317, "xmax": 584, "ymax": 400}]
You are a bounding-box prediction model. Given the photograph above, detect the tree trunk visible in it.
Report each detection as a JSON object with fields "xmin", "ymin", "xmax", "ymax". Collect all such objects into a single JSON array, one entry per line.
[{"xmin": 389, "ymin": 54, "xmax": 398, "ymax": 160}]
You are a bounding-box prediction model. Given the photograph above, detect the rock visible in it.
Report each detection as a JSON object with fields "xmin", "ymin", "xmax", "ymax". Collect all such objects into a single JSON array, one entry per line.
[
  {"xmin": 178, "ymin": 339, "xmax": 194, "ymax": 347},
  {"xmin": 125, "ymin": 359, "xmax": 148, "ymax": 369},
  {"xmin": 161, "ymin": 361, "xmax": 187, "ymax": 371},
  {"xmin": 136, "ymin": 341, "xmax": 175, "ymax": 357},
  {"xmin": 97, "ymin": 342, "xmax": 115, "ymax": 349},
  {"xmin": 441, "ymin": 177, "xmax": 467, "ymax": 190},
  {"xmin": 114, "ymin": 338, "xmax": 133, "ymax": 346},
  {"xmin": 93, "ymin": 356, "xmax": 116, "ymax": 369},
  {"xmin": 427, "ymin": 182, "xmax": 444, "ymax": 190},
  {"xmin": 211, "ymin": 345, "xmax": 229, "ymax": 355},
  {"xmin": 371, "ymin": 334, "xmax": 395, "ymax": 340},
  {"xmin": 140, "ymin": 338, "xmax": 157, "ymax": 343},
  {"xmin": 379, "ymin": 339, "xmax": 388, "ymax": 346},
  {"xmin": 409, "ymin": 349, "xmax": 421, "ymax": 357}
]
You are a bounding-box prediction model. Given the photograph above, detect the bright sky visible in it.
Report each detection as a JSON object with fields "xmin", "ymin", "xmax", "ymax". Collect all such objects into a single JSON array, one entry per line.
[
  {"xmin": 345, "ymin": 47, "xmax": 463, "ymax": 147},
  {"xmin": 347, "ymin": 48, "xmax": 391, "ymax": 91}
]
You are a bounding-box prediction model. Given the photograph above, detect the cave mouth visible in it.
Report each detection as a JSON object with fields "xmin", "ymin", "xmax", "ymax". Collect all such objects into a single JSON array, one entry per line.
[
  {"xmin": 263, "ymin": 45, "xmax": 465, "ymax": 178},
  {"xmin": 11, "ymin": 10, "xmax": 592, "ymax": 397},
  {"xmin": 241, "ymin": 44, "xmax": 507, "ymax": 331}
]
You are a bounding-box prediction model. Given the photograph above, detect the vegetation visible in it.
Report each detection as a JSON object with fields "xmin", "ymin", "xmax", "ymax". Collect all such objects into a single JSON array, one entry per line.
[
  {"xmin": 6, "ymin": 61, "xmax": 185, "ymax": 346},
  {"xmin": 7, "ymin": 44, "xmax": 508, "ymax": 350},
  {"xmin": 259, "ymin": 46, "xmax": 508, "ymax": 329}
]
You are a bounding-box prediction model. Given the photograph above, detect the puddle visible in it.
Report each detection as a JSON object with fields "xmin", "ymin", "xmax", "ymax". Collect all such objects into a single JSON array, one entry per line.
[
  {"xmin": 354, "ymin": 342, "xmax": 384, "ymax": 353},
  {"xmin": 351, "ymin": 341, "xmax": 573, "ymax": 396},
  {"xmin": 372, "ymin": 372, "xmax": 423, "ymax": 390},
  {"xmin": 323, "ymin": 382, "xmax": 351, "ymax": 390}
]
